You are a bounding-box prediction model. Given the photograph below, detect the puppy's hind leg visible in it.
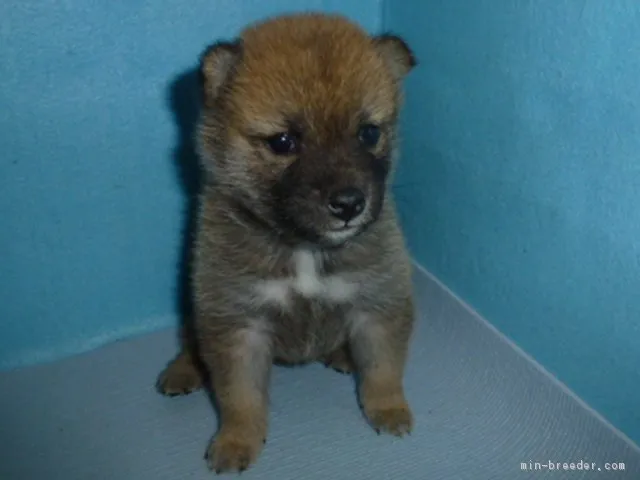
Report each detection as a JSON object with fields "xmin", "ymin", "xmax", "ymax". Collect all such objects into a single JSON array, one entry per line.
[{"xmin": 156, "ymin": 348, "xmax": 204, "ymax": 396}]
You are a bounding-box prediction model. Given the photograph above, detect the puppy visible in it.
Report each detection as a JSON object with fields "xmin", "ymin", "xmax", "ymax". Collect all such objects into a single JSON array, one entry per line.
[{"xmin": 157, "ymin": 13, "xmax": 417, "ymax": 474}]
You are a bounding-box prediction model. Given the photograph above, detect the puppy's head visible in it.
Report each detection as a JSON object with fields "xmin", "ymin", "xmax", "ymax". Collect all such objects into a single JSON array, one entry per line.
[{"xmin": 197, "ymin": 13, "xmax": 416, "ymax": 247}]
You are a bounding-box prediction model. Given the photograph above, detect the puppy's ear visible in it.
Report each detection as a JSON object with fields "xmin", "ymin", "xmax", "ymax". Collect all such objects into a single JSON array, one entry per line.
[
  {"xmin": 199, "ymin": 40, "xmax": 242, "ymax": 102},
  {"xmin": 372, "ymin": 34, "xmax": 417, "ymax": 80}
]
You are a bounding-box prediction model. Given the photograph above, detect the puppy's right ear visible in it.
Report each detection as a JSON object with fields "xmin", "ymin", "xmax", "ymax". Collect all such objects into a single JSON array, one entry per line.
[{"xmin": 199, "ymin": 41, "xmax": 242, "ymax": 102}]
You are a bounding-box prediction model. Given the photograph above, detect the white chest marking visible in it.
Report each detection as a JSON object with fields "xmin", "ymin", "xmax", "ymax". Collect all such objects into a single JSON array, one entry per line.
[
  {"xmin": 293, "ymin": 249, "xmax": 322, "ymax": 296},
  {"xmin": 254, "ymin": 250, "xmax": 358, "ymax": 307}
]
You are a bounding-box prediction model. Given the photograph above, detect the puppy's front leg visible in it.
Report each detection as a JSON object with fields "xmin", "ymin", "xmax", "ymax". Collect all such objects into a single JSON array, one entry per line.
[
  {"xmin": 350, "ymin": 299, "xmax": 414, "ymax": 436},
  {"xmin": 199, "ymin": 321, "xmax": 272, "ymax": 474}
]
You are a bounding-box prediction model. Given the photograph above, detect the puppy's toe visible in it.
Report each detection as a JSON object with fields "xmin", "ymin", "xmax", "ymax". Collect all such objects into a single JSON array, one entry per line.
[{"xmin": 156, "ymin": 352, "xmax": 203, "ymax": 396}]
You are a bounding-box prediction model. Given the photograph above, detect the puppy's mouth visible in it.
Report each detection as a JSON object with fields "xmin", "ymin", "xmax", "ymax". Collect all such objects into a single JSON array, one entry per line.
[
  {"xmin": 277, "ymin": 216, "xmax": 366, "ymax": 247},
  {"xmin": 323, "ymin": 225, "xmax": 360, "ymax": 244}
]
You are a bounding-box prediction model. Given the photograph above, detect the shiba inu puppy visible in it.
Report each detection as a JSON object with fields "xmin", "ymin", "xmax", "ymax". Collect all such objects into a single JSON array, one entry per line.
[{"xmin": 157, "ymin": 12, "xmax": 417, "ymax": 474}]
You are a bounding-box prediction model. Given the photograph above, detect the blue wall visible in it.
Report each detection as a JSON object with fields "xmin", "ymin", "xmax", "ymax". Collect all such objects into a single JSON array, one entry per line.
[
  {"xmin": 388, "ymin": 0, "xmax": 640, "ymax": 443},
  {"xmin": 0, "ymin": 0, "xmax": 381, "ymax": 369}
]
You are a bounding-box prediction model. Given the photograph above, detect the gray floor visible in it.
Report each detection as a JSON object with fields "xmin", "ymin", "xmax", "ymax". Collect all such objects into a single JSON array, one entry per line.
[{"xmin": 1, "ymin": 267, "xmax": 638, "ymax": 480}]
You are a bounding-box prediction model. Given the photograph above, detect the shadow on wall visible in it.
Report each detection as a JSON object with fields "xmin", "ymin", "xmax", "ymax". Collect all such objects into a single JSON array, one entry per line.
[{"xmin": 166, "ymin": 67, "xmax": 201, "ymax": 345}]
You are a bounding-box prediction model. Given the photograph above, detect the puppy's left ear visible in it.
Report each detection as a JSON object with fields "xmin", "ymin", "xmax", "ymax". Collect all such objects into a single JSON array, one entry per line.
[{"xmin": 373, "ymin": 34, "xmax": 417, "ymax": 80}]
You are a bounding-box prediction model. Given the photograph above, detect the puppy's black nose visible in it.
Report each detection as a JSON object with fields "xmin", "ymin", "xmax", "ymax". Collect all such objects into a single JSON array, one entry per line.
[{"xmin": 328, "ymin": 187, "xmax": 366, "ymax": 222}]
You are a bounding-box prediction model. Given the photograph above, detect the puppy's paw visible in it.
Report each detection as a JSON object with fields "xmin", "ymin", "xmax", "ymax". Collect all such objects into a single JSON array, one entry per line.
[
  {"xmin": 361, "ymin": 388, "xmax": 413, "ymax": 436},
  {"xmin": 206, "ymin": 428, "xmax": 264, "ymax": 474},
  {"xmin": 322, "ymin": 346, "xmax": 355, "ymax": 374},
  {"xmin": 156, "ymin": 352, "xmax": 203, "ymax": 396},
  {"xmin": 366, "ymin": 402, "xmax": 413, "ymax": 436}
]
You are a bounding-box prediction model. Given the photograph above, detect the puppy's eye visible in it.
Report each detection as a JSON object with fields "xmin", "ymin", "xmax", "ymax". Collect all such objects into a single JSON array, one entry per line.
[
  {"xmin": 358, "ymin": 124, "xmax": 381, "ymax": 148},
  {"xmin": 266, "ymin": 132, "xmax": 298, "ymax": 155}
]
